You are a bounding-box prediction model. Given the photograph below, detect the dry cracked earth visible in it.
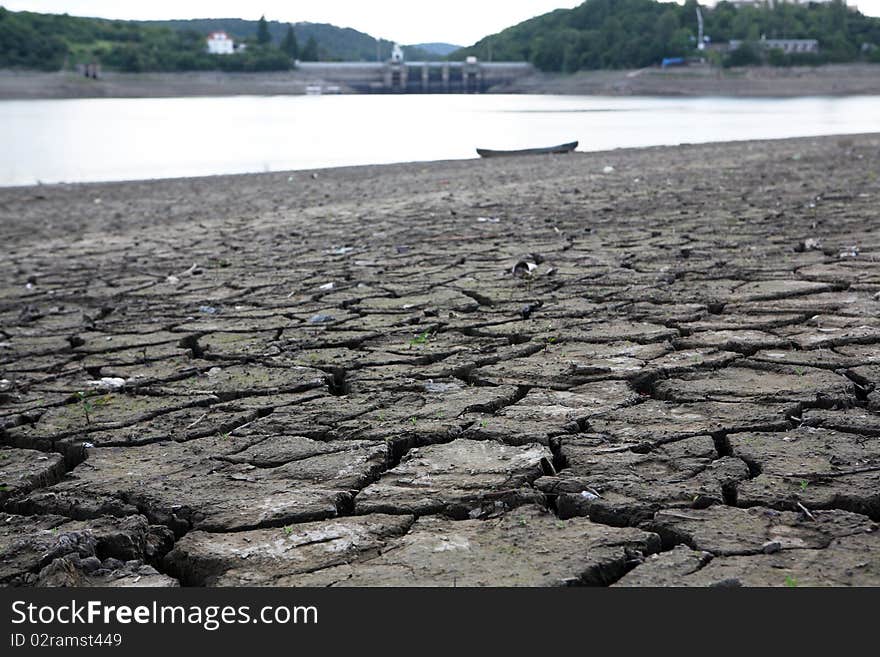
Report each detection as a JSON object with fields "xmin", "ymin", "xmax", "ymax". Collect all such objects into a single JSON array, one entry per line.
[{"xmin": 1, "ymin": 134, "xmax": 879, "ymax": 587}]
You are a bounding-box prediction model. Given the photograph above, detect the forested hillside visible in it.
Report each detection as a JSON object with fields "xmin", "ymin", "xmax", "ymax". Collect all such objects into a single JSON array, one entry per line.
[
  {"xmin": 141, "ymin": 19, "xmax": 437, "ymax": 61},
  {"xmin": 454, "ymin": 0, "xmax": 880, "ymax": 71},
  {"xmin": 0, "ymin": 8, "xmax": 434, "ymax": 72}
]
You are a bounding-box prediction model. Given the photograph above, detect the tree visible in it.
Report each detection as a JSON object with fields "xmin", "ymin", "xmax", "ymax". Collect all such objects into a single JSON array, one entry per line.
[
  {"xmin": 301, "ymin": 35, "xmax": 319, "ymax": 61},
  {"xmin": 725, "ymin": 41, "xmax": 762, "ymax": 67},
  {"xmin": 281, "ymin": 24, "xmax": 299, "ymax": 59},
  {"xmin": 257, "ymin": 15, "xmax": 271, "ymax": 45}
]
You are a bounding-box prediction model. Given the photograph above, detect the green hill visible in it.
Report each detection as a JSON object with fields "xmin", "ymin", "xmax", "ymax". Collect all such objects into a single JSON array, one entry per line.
[
  {"xmin": 0, "ymin": 9, "xmax": 289, "ymax": 71},
  {"xmin": 140, "ymin": 18, "xmax": 437, "ymax": 61},
  {"xmin": 408, "ymin": 42, "xmax": 462, "ymax": 57},
  {"xmin": 453, "ymin": 0, "xmax": 880, "ymax": 72},
  {"xmin": 0, "ymin": 8, "xmax": 438, "ymax": 72}
]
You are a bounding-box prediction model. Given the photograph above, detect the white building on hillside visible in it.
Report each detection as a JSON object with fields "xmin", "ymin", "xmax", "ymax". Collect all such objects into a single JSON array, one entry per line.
[
  {"xmin": 729, "ymin": 37, "xmax": 819, "ymax": 53},
  {"xmin": 206, "ymin": 31, "xmax": 235, "ymax": 55}
]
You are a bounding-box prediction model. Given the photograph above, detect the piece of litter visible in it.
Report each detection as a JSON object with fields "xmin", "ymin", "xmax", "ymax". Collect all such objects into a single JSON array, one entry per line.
[
  {"xmin": 603, "ymin": 166, "xmax": 615, "ymax": 174},
  {"xmin": 198, "ymin": 306, "xmax": 218, "ymax": 314},
  {"xmin": 423, "ymin": 381, "xmax": 462, "ymax": 394},
  {"xmin": 85, "ymin": 377, "xmax": 126, "ymax": 390},
  {"xmin": 512, "ymin": 260, "xmax": 538, "ymax": 278},
  {"xmin": 318, "ymin": 282, "xmax": 335, "ymax": 290},
  {"xmin": 795, "ymin": 238, "xmax": 821, "ymax": 252}
]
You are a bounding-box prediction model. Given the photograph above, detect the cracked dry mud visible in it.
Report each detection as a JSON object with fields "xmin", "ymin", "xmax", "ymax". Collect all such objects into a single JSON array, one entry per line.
[{"xmin": 2, "ymin": 134, "xmax": 879, "ymax": 587}]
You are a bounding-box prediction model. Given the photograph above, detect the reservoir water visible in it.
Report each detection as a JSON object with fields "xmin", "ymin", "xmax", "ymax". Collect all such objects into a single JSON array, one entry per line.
[{"xmin": 1, "ymin": 94, "xmax": 879, "ymax": 186}]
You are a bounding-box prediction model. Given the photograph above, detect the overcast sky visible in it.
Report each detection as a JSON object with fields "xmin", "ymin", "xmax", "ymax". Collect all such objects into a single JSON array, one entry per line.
[{"xmin": 4, "ymin": 1, "xmax": 880, "ymax": 45}]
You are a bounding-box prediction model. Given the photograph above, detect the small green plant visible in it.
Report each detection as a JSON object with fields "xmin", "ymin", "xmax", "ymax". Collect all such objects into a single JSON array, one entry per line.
[
  {"xmin": 410, "ymin": 417, "xmax": 418, "ymax": 426},
  {"xmin": 785, "ymin": 575, "xmax": 799, "ymax": 587},
  {"xmin": 282, "ymin": 526, "xmax": 294, "ymax": 536},
  {"xmin": 76, "ymin": 391, "xmax": 93, "ymax": 426},
  {"xmin": 555, "ymin": 520, "xmax": 567, "ymax": 529},
  {"xmin": 409, "ymin": 331, "xmax": 431, "ymax": 347},
  {"xmin": 795, "ymin": 367, "xmax": 806, "ymax": 376},
  {"xmin": 219, "ymin": 432, "xmax": 231, "ymax": 441},
  {"xmin": 209, "ymin": 257, "xmax": 231, "ymax": 269},
  {"xmin": 0, "ymin": 484, "xmax": 8, "ymax": 493},
  {"xmin": 800, "ymin": 480, "xmax": 809, "ymax": 492},
  {"xmin": 76, "ymin": 392, "xmax": 111, "ymax": 425}
]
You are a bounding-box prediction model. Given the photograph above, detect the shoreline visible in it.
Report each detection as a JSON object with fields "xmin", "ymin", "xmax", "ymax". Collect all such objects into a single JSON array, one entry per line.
[
  {"xmin": 2, "ymin": 63, "xmax": 880, "ymax": 99},
  {"xmin": 2, "ymin": 131, "xmax": 877, "ymax": 191}
]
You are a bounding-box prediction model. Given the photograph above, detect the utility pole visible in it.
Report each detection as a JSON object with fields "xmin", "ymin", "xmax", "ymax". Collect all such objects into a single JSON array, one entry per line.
[{"xmin": 696, "ymin": 4, "xmax": 705, "ymax": 51}]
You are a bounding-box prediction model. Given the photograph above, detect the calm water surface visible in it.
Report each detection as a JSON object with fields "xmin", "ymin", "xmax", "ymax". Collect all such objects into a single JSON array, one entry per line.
[{"xmin": 1, "ymin": 94, "xmax": 879, "ymax": 186}]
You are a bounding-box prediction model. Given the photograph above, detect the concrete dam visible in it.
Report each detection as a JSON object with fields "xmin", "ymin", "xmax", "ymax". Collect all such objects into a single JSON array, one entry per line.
[{"xmin": 296, "ymin": 60, "xmax": 534, "ymax": 94}]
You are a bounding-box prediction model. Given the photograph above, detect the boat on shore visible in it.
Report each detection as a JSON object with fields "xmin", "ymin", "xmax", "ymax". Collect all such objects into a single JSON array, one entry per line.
[{"xmin": 476, "ymin": 141, "xmax": 578, "ymax": 158}]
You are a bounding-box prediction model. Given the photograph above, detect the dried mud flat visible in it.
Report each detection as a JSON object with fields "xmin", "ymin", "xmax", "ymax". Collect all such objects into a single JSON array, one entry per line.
[{"xmin": 1, "ymin": 134, "xmax": 879, "ymax": 587}]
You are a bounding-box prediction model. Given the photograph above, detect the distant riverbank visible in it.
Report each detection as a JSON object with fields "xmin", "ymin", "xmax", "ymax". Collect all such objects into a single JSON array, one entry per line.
[
  {"xmin": 0, "ymin": 70, "xmax": 324, "ymax": 99},
  {"xmin": 1, "ymin": 64, "xmax": 880, "ymax": 99},
  {"xmin": 495, "ymin": 63, "xmax": 880, "ymax": 97}
]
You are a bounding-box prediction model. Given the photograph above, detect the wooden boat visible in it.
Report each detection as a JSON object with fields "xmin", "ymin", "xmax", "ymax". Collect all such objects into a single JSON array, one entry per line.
[{"xmin": 476, "ymin": 141, "xmax": 578, "ymax": 158}]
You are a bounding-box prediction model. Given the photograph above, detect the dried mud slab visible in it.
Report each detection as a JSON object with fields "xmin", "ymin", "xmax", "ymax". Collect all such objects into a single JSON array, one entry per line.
[
  {"xmin": 617, "ymin": 533, "xmax": 880, "ymax": 587},
  {"xmin": 164, "ymin": 514, "xmax": 414, "ymax": 586},
  {"xmin": 653, "ymin": 364, "xmax": 856, "ymax": 406},
  {"xmin": 463, "ymin": 381, "xmax": 641, "ymax": 445},
  {"xmin": 644, "ymin": 505, "xmax": 877, "ymax": 555},
  {"xmin": 0, "ymin": 512, "xmax": 174, "ymax": 587},
  {"xmin": 10, "ymin": 435, "xmax": 390, "ymax": 532},
  {"xmin": 0, "ymin": 447, "xmax": 65, "ymax": 502},
  {"xmin": 283, "ymin": 506, "xmax": 660, "ymax": 586},
  {"xmin": 355, "ymin": 439, "xmax": 552, "ymax": 518},
  {"xmin": 586, "ymin": 400, "xmax": 794, "ymax": 447},
  {"xmin": 729, "ymin": 427, "xmax": 880, "ymax": 519},
  {"xmin": 801, "ymin": 407, "xmax": 880, "ymax": 436},
  {"xmin": 35, "ymin": 558, "xmax": 177, "ymax": 587},
  {"xmin": 4, "ymin": 393, "xmax": 217, "ymax": 453},
  {"xmin": 538, "ymin": 435, "xmax": 750, "ymax": 525}
]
